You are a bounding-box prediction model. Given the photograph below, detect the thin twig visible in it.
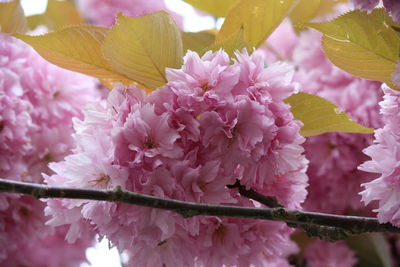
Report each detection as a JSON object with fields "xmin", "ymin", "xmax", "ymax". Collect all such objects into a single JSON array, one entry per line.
[
  {"xmin": 227, "ymin": 180, "xmax": 357, "ymax": 241},
  {"xmin": 0, "ymin": 178, "xmax": 399, "ymax": 236}
]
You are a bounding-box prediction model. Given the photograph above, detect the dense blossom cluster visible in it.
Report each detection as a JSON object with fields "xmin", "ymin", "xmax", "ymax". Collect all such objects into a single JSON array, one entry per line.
[
  {"xmin": 359, "ymin": 86, "xmax": 400, "ymax": 226},
  {"xmin": 44, "ymin": 49, "xmax": 309, "ymax": 266},
  {"xmin": 291, "ymin": 29, "xmax": 382, "ymax": 214},
  {"xmin": 3, "ymin": 0, "xmax": 400, "ymax": 265},
  {"xmin": 0, "ymin": 33, "xmax": 97, "ymax": 265},
  {"xmin": 266, "ymin": 19, "xmax": 382, "ymax": 215}
]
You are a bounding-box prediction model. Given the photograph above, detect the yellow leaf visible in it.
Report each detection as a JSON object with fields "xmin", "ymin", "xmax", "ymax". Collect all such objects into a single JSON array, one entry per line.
[
  {"xmin": 45, "ymin": 0, "xmax": 83, "ymax": 30},
  {"xmin": 289, "ymin": 0, "xmax": 320, "ymax": 27},
  {"xmin": 217, "ymin": 0, "xmax": 297, "ymax": 48},
  {"xmin": 26, "ymin": 0, "xmax": 83, "ymax": 31},
  {"xmin": 103, "ymin": 12, "xmax": 183, "ymax": 90},
  {"xmin": 207, "ymin": 27, "xmax": 248, "ymax": 58},
  {"xmin": 182, "ymin": 30, "xmax": 216, "ymax": 54},
  {"xmin": 0, "ymin": 0, "xmax": 27, "ymax": 34},
  {"xmin": 27, "ymin": 14, "xmax": 47, "ymax": 31},
  {"xmin": 285, "ymin": 92, "xmax": 374, "ymax": 137},
  {"xmin": 14, "ymin": 26, "xmax": 133, "ymax": 86},
  {"xmin": 183, "ymin": 0, "xmax": 238, "ymax": 17},
  {"xmin": 307, "ymin": 9, "xmax": 400, "ymax": 90}
]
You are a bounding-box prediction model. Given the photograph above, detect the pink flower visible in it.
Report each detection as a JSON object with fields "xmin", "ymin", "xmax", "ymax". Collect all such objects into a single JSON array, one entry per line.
[
  {"xmin": 114, "ymin": 103, "xmax": 183, "ymax": 169},
  {"xmin": 263, "ymin": 19, "xmax": 299, "ymax": 62},
  {"xmin": 20, "ymin": 61, "xmax": 97, "ymax": 128},
  {"xmin": 0, "ymin": 32, "xmax": 98, "ymax": 264},
  {"xmin": 352, "ymin": 0, "xmax": 400, "ymax": 22},
  {"xmin": 77, "ymin": 0, "xmax": 183, "ymax": 27},
  {"xmin": 166, "ymin": 50, "xmax": 240, "ymax": 112},
  {"xmin": 383, "ymin": 0, "xmax": 400, "ymax": 22},
  {"xmin": 1, "ymin": 225, "xmax": 93, "ymax": 267},
  {"xmin": 304, "ymin": 240, "xmax": 358, "ymax": 267},
  {"xmin": 359, "ymin": 85, "xmax": 400, "ymax": 226},
  {"xmin": 193, "ymin": 213, "xmax": 298, "ymax": 267},
  {"xmin": 292, "ymin": 29, "xmax": 382, "ymax": 214},
  {"xmin": 44, "ymin": 49, "xmax": 308, "ymax": 266},
  {"xmin": 352, "ymin": 0, "xmax": 379, "ymax": 11}
]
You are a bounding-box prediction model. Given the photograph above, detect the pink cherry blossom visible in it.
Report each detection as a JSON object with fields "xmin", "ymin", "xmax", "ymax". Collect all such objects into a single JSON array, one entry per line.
[
  {"xmin": 0, "ymin": 33, "xmax": 98, "ymax": 264},
  {"xmin": 352, "ymin": 0, "xmax": 379, "ymax": 11},
  {"xmin": 359, "ymin": 85, "xmax": 400, "ymax": 226},
  {"xmin": 292, "ymin": 29, "xmax": 382, "ymax": 214},
  {"xmin": 77, "ymin": 0, "xmax": 183, "ymax": 27},
  {"xmin": 44, "ymin": 49, "xmax": 308, "ymax": 266},
  {"xmin": 304, "ymin": 240, "xmax": 358, "ymax": 267},
  {"xmin": 352, "ymin": 0, "xmax": 400, "ymax": 22}
]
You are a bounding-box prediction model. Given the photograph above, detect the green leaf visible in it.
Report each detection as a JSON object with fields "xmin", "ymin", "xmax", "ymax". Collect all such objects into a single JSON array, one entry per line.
[
  {"xmin": 103, "ymin": 12, "xmax": 183, "ymax": 90},
  {"xmin": 0, "ymin": 0, "xmax": 27, "ymax": 34},
  {"xmin": 182, "ymin": 30, "xmax": 216, "ymax": 54},
  {"xmin": 207, "ymin": 27, "xmax": 248, "ymax": 58},
  {"xmin": 307, "ymin": 8, "xmax": 400, "ymax": 90},
  {"xmin": 347, "ymin": 233, "xmax": 393, "ymax": 267},
  {"xmin": 285, "ymin": 92, "xmax": 374, "ymax": 137},
  {"xmin": 217, "ymin": 0, "xmax": 297, "ymax": 48},
  {"xmin": 14, "ymin": 26, "xmax": 134, "ymax": 88},
  {"xmin": 183, "ymin": 0, "xmax": 238, "ymax": 17}
]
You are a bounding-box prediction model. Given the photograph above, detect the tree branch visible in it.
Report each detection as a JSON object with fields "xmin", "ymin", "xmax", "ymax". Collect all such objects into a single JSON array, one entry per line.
[
  {"xmin": 227, "ymin": 180, "xmax": 283, "ymax": 208},
  {"xmin": 227, "ymin": 180, "xmax": 358, "ymax": 241},
  {"xmin": 1, "ymin": 178, "xmax": 399, "ymax": 237}
]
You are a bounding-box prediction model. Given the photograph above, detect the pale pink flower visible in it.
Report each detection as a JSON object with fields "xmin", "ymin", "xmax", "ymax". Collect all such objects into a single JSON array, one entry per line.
[
  {"xmin": 193, "ymin": 213, "xmax": 298, "ymax": 267},
  {"xmin": 0, "ymin": 195, "xmax": 49, "ymax": 261},
  {"xmin": 166, "ymin": 50, "xmax": 240, "ymax": 112},
  {"xmin": 45, "ymin": 49, "xmax": 308, "ymax": 266},
  {"xmin": 20, "ymin": 61, "xmax": 97, "ymax": 127},
  {"xmin": 1, "ymin": 225, "xmax": 93, "ymax": 267},
  {"xmin": 0, "ymin": 32, "xmax": 98, "ymax": 264},
  {"xmin": 304, "ymin": 240, "xmax": 358, "ymax": 267},
  {"xmin": 263, "ymin": 19, "xmax": 299, "ymax": 62},
  {"xmin": 359, "ymin": 85, "xmax": 400, "ymax": 226}
]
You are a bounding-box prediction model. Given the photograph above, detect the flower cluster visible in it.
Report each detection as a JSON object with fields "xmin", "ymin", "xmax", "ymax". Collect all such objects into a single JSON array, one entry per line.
[
  {"xmin": 303, "ymin": 240, "xmax": 358, "ymax": 267},
  {"xmin": 292, "ymin": 29, "xmax": 382, "ymax": 214},
  {"xmin": 0, "ymin": 33, "xmax": 98, "ymax": 265},
  {"xmin": 44, "ymin": 49, "xmax": 309, "ymax": 266},
  {"xmin": 359, "ymin": 85, "xmax": 400, "ymax": 226}
]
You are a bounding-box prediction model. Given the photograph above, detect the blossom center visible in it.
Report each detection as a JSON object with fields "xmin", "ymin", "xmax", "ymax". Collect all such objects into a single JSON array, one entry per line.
[
  {"xmin": 145, "ymin": 137, "xmax": 156, "ymax": 149},
  {"xmin": 88, "ymin": 173, "xmax": 111, "ymax": 187}
]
